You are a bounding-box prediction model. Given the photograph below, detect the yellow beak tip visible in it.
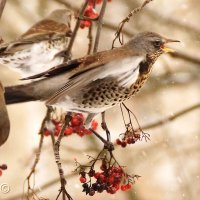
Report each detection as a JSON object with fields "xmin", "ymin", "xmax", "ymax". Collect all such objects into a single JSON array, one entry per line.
[{"xmin": 162, "ymin": 47, "xmax": 175, "ymax": 53}]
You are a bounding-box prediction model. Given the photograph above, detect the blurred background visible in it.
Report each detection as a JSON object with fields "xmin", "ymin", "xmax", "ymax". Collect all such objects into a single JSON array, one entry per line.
[{"xmin": 0, "ymin": 0, "xmax": 200, "ymax": 199}]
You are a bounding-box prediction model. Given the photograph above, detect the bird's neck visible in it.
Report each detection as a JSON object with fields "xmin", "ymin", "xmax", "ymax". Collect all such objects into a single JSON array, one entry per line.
[{"xmin": 147, "ymin": 50, "xmax": 163, "ymax": 64}]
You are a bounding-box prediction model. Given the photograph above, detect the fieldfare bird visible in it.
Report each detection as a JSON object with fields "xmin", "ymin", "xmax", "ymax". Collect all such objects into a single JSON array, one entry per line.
[
  {"xmin": 21, "ymin": 32, "xmax": 179, "ymax": 124},
  {"xmin": 0, "ymin": 9, "xmax": 72, "ymax": 77}
]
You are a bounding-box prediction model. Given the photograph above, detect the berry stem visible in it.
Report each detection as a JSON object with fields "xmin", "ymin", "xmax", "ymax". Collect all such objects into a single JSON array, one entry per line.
[{"xmin": 89, "ymin": 128, "xmax": 114, "ymax": 151}]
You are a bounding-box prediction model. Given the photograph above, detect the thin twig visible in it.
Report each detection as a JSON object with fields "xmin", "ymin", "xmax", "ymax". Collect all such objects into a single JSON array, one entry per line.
[
  {"xmin": 53, "ymin": 112, "xmax": 73, "ymax": 200},
  {"xmin": 170, "ymin": 52, "xmax": 200, "ymax": 66},
  {"xmin": 87, "ymin": 22, "xmax": 93, "ymax": 55},
  {"xmin": 66, "ymin": 0, "xmax": 89, "ymax": 55},
  {"xmin": 54, "ymin": 0, "xmax": 76, "ymax": 11},
  {"xmin": 89, "ymin": 128, "xmax": 114, "ymax": 151},
  {"xmin": 0, "ymin": 0, "xmax": 6, "ymax": 19},
  {"xmin": 112, "ymin": 0, "xmax": 154, "ymax": 48},
  {"xmin": 93, "ymin": 0, "xmax": 107, "ymax": 53},
  {"xmin": 25, "ymin": 107, "xmax": 52, "ymax": 198}
]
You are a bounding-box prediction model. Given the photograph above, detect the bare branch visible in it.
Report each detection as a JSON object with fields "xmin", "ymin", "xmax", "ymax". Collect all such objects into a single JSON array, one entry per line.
[
  {"xmin": 170, "ymin": 52, "xmax": 200, "ymax": 66},
  {"xmin": 112, "ymin": 0, "xmax": 154, "ymax": 48},
  {"xmin": 0, "ymin": 0, "xmax": 6, "ymax": 19},
  {"xmin": 93, "ymin": 0, "xmax": 107, "ymax": 53},
  {"xmin": 141, "ymin": 103, "xmax": 200, "ymax": 130}
]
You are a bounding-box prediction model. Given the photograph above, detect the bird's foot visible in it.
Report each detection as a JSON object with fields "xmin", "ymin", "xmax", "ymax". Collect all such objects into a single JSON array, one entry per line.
[{"xmin": 56, "ymin": 178, "xmax": 73, "ymax": 200}]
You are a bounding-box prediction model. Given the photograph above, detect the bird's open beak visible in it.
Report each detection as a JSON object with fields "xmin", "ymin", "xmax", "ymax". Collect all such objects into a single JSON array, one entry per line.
[{"xmin": 161, "ymin": 38, "xmax": 180, "ymax": 53}]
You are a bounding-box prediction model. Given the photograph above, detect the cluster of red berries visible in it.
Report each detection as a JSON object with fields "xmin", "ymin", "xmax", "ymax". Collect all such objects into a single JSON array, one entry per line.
[
  {"xmin": 44, "ymin": 113, "xmax": 98, "ymax": 137},
  {"xmin": 0, "ymin": 164, "xmax": 7, "ymax": 177},
  {"xmin": 116, "ymin": 133, "xmax": 140, "ymax": 148},
  {"xmin": 79, "ymin": 160, "xmax": 132, "ymax": 196},
  {"xmin": 80, "ymin": 0, "xmax": 112, "ymax": 28}
]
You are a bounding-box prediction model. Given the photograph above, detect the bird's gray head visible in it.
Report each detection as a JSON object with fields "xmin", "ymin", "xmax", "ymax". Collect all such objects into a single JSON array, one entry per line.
[
  {"xmin": 125, "ymin": 32, "xmax": 180, "ymax": 56},
  {"xmin": 47, "ymin": 9, "xmax": 72, "ymax": 26}
]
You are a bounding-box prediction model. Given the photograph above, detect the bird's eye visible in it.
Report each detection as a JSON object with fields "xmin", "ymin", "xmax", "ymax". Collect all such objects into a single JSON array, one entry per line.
[{"xmin": 153, "ymin": 40, "xmax": 162, "ymax": 48}]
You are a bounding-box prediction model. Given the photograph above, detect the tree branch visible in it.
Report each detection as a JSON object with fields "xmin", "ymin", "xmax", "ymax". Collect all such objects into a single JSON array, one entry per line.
[
  {"xmin": 0, "ymin": 0, "xmax": 6, "ymax": 19},
  {"xmin": 141, "ymin": 103, "xmax": 200, "ymax": 130},
  {"xmin": 93, "ymin": 0, "xmax": 107, "ymax": 53}
]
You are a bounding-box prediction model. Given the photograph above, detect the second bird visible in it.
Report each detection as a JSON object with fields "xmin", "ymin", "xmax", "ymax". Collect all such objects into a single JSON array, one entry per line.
[{"xmin": 0, "ymin": 9, "xmax": 72, "ymax": 77}]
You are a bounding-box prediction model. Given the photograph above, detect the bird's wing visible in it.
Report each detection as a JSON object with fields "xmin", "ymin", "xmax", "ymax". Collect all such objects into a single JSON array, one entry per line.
[
  {"xmin": 0, "ymin": 19, "xmax": 71, "ymax": 55},
  {"xmin": 46, "ymin": 53, "xmax": 144, "ymax": 105},
  {"xmin": 22, "ymin": 47, "xmax": 139, "ymax": 80}
]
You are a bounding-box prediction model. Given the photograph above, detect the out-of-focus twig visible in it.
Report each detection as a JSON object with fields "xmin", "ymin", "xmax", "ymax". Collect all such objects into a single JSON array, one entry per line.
[
  {"xmin": 141, "ymin": 103, "xmax": 200, "ymax": 130},
  {"xmin": 170, "ymin": 52, "xmax": 200, "ymax": 66},
  {"xmin": 25, "ymin": 107, "xmax": 52, "ymax": 198},
  {"xmin": 54, "ymin": 0, "xmax": 76, "ymax": 10},
  {"xmin": 66, "ymin": 0, "xmax": 89, "ymax": 56},
  {"xmin": 112, "ymin": 0, "xmax": 154, "ymax": 48},
  {"xmin": 87, "ymin": 22, "xmax": 93, "ymax": 55},
  {"xmin": 7, "ymin": 174, "xmax": 76, "ymax": 200},
  {"xmin": 0, "ymin": 0, "xmax": 6, "ymax": 18},
  {"xmin": 93, "ymin": 0, "xmax": 107, "ymax": 53}
]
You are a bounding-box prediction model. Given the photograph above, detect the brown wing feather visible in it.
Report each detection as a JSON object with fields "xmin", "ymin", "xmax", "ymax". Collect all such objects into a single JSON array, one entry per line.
[
  {"xmin": 0, "ymin": 19, "xmax": 71, "ymax": 55},
  {"xmin": 21, "ymin": 19, "xmax": 71, "ymax": 39},
  {"xmin": 23, "ymin": 47, "xmax": 137, "ymax": 80}
]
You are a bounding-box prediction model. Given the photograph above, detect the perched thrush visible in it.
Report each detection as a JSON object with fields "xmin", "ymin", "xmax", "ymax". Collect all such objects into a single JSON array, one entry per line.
[
  {"xmin": 0, "ymin": 9, "xmax": 72, "ymax": 77},
  {"xmin": 24, "ymin": 32, "xmax": 179, "ymax": 124}
]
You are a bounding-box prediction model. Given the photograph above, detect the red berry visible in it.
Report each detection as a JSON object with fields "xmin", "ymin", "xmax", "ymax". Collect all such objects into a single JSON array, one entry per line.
[
  {"xmin": 121, "ymin": 141, "xmax": 127, "ymax": 148},
  {"xmin": 0, "ymin": 164, "xmax": 7, "ymax": 170},
  {"xmin": 0, "ymin": 169, "xmax": 2, "ymax": 176},
  {"xmin": 116, "ymin": 167, "xmax": 123, "ymax": 173},
  {"xmin": 80, "ymin": 176, "xmax": 87, "ymax": 183},
  {"xmin": 52, "ymin": 119, "xmax": 59, "ymax": 125},
  {"xmin": 89, "ymin": 189, "xmax": 95, "ymax": 196},
  {"xmin": 88, "ymin": 169, "xmax": 95, "ymax": 177},
  {"xmin": 108, "ymin": 176, "xmax": 114, "ymax": 184},
  {"xmin": 91, "ymin": 120, "xmax": 98, "ymax": 130},
  {"xmin": 107, "ymin": 187, "xmax": 117, "ymax": 194},
  {"xmin": 127, "ymin": 137, "xmax": 132, "ymax": 144},
  {"xmin": 100, "ymin": 164, "xmax": 107, "ymax": 171},
  {"xmin": 56, "ymin": 125, "xmax": 61, "ymax": 132},
  {"xmin": 71, "ymin": 117, "xmax": 81, "ymax": 126},
  {"xmin": 54, "ymin": 130, "xmax": 59, "ymax": 136},
  {"xmin": 99, "ymin": 174, "xmax": 105, "ymax": 181},
  {"xmin": 113, "ymin": 183, "xmax": 120, "ymax": 191},
  {"xmin": 121, "ymin": 185, "xmax": 127, "ymax": 191},
  {"xmin": 84, "ymin": 20, "xmax": 91, "ymax": 27},
  {"xmin": 64, "ymin": 127, "xmax": 73, "ymax": 135},
  {"xmin": 89, "ymin": 10, "xmax": 99, "ymax": 19},
  {"xmin": 84, "ymin": 129, "xmax": 92, "ymax": 135},
  {"xmin": 94, "ymin": 172, "xmax": 100, "ymax": 179},
  {"xmin": 44, "ymin": 129, "xmax": 50, "ymax": 136},
  {"xmin": 96, "ymin": 0, "xmax": 103, "ymax": 4},
  {"xmin": 125, "ymin": 183, "xmax": 132, "ymax": 190},
  {"xmin": 116, "ymin": 138, "xmax": 122, "ymax": 145}
]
